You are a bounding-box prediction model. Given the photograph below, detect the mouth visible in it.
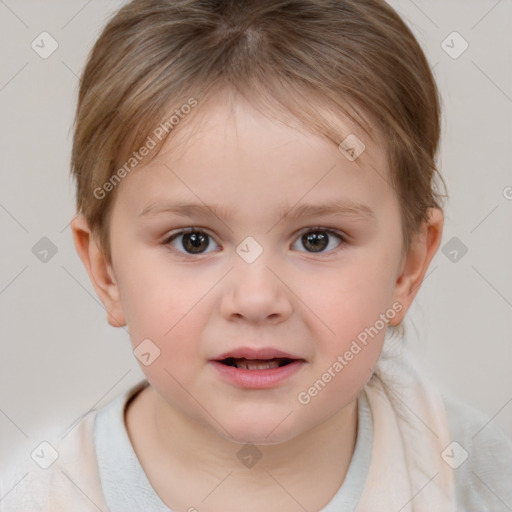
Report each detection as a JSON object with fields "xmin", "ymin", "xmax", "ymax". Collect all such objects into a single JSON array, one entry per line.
[
  {"xmin": 218, "ymin": 357, "xmax": 296, "ymax": 370},
  {"xmin": 210, "ymin": 347, "xmax": 306, "ymax": 388}
]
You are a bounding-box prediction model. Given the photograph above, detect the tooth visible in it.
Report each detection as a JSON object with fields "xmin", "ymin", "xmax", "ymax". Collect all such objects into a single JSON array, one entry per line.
[{"xmin": 235, "ymin": 359, "xmax": 280, "ymax": 370}]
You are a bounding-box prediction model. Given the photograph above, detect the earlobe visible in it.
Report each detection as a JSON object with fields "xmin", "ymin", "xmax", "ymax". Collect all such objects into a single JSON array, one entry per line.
[
  {"xmin": 389, "ymin": 208, "xmax": 444, "ymax": 326},
  {"xmin": 70, "ymin": 214, "xmax": 126, "ymax": 328}
]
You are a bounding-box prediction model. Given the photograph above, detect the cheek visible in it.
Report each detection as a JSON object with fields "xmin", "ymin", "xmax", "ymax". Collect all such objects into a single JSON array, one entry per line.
[
  {"xmin": 115, "ymin": 258, "xmax": 215, "ymax": 413},
  {"xmin": 115, "ymin": 252, "xmax": 214, "ymax": 360},
  {"xmin": 295, "ymin": 273, "xmax": 388, "ymax": 417},
  {"xmin": 301, "ymin": 259, "xmax": 395, "ymax": 336},
  {"xmin": 293, "ymin": 256, "xmax": 395, "ymax": 396},
  {"xmin": 294, "ymin": 290, "xmax": 386, "ymax": 428}
]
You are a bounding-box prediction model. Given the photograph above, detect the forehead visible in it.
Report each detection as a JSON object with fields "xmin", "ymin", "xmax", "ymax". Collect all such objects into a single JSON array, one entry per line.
[
  {"xmin": 159, "ymin": 89, "xmax": 387, "ymax": 168},
  {"xmin": 116, "ymin": 90, "xmax": 396, "ymax": 219}
]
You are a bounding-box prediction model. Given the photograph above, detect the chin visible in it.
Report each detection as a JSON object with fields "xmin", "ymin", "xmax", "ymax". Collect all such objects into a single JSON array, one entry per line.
[
  {"xmin": 225, "ymin": 430, "xmax": 297, "ymax": 447},
  {"xmin": 216, "ymin": 415, "xmax": 304, "ymax": 446}
]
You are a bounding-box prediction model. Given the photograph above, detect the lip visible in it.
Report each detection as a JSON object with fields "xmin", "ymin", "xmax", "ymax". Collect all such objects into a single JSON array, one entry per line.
[
  {"xmin": 210, "ymin": 360, "xmax": 305, "ymax": 389},
  {"xmin": 214, "ymin": 347, "xmax": 303, "ymax": 361},
  {"xmin": 210, "ymin": 346, "xmax": 306, "ymax": 389}
]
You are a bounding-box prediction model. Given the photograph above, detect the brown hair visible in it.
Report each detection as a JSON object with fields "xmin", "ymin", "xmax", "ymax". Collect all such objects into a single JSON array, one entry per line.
[{"xmin": 71, "ymin": 0, "xmax": 446, "ymax": 268}]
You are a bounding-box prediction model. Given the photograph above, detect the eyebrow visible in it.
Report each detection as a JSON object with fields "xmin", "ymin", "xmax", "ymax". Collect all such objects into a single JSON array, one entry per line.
[{"xmin": 139, "ymin": 200, "xmax": 375, "ymax": 223}]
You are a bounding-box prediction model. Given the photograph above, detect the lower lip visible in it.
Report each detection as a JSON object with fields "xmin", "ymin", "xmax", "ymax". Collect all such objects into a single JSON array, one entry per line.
[{"xmin": 210, "ymin": 360, "xmax": 305, "ymax": 389}]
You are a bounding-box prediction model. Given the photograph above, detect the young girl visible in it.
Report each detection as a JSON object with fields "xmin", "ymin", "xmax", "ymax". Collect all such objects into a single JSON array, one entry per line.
[{"xmin": 4, "ymin": 0, "xmax": 511, "ymax": 510}]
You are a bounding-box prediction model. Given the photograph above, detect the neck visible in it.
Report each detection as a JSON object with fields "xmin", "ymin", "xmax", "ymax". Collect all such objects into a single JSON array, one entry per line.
[{"xmin": 139, "ymin": 387, "xmax": 359, "ymax": 511}]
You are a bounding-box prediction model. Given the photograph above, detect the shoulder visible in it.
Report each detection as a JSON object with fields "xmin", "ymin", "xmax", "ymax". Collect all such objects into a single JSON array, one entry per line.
[
  {"xmin": 441, "ymin": 392, "xmax": 512, "ymax": 512},
  {"xmin": 1, "ymin": 409, "xmax": 108, "ymax": 512}
]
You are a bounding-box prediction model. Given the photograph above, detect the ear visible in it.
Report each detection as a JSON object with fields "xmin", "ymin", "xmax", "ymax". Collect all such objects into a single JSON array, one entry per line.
[
  {"xmin": 70, "ymin": 214, "xmax": 126, "ymax": 328},
  {"xmin": 389, "ymin": 208, "xmax": 444, "ymax": 326}
]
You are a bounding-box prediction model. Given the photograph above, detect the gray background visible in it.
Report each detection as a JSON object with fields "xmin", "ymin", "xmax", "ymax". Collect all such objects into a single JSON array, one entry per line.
[{"xmin": 1, "ymin": 0, "xmax": 511, "ymax": 488}]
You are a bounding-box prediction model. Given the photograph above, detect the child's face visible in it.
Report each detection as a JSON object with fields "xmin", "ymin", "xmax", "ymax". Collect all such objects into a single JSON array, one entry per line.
[{"xmin": 104, "ymin": 91, "xmax": 409, "ymax": 444}]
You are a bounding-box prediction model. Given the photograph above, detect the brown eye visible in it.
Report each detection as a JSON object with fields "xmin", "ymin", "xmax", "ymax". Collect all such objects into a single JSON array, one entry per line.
[
  {"xmin": 302, "ymin": 231, "xmax": 328, "ymax": 252},
  {"xmin": 292, "ymin": 229, "xmax": 343, "ymax": 253},
  {"xmin": 167, "ymin": 230, "xmax": 218, "ymax": 255},
  {"xmin": 182, "ymin": 232, "xmax": 209, "ymax": 253}
]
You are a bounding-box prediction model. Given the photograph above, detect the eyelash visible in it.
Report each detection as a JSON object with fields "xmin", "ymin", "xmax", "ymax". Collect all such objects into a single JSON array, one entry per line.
[{"xmin": 163, "ymin": 226, "xmax": 347, "ymax": 258}]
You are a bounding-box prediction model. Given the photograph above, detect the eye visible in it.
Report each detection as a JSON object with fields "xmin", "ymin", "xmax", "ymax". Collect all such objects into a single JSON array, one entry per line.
[
  {"xmin": 291, "ymin": 228, "xmax": 344, "ymax": 253},
  {"xmin": 165, "ymin": 229, "xmax": 219, "ymax": 255}
]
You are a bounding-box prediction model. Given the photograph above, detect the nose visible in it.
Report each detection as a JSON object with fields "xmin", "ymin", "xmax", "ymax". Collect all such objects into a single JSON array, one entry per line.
[{"xmin": 219, "ymin": 260, "xmax": 293, "ymax": 325}]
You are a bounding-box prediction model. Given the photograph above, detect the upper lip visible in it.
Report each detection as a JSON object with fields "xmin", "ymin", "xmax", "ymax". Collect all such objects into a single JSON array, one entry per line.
[{"xmin": 213, "ymin": 347, "xmax": 304, "ymax": 361}]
